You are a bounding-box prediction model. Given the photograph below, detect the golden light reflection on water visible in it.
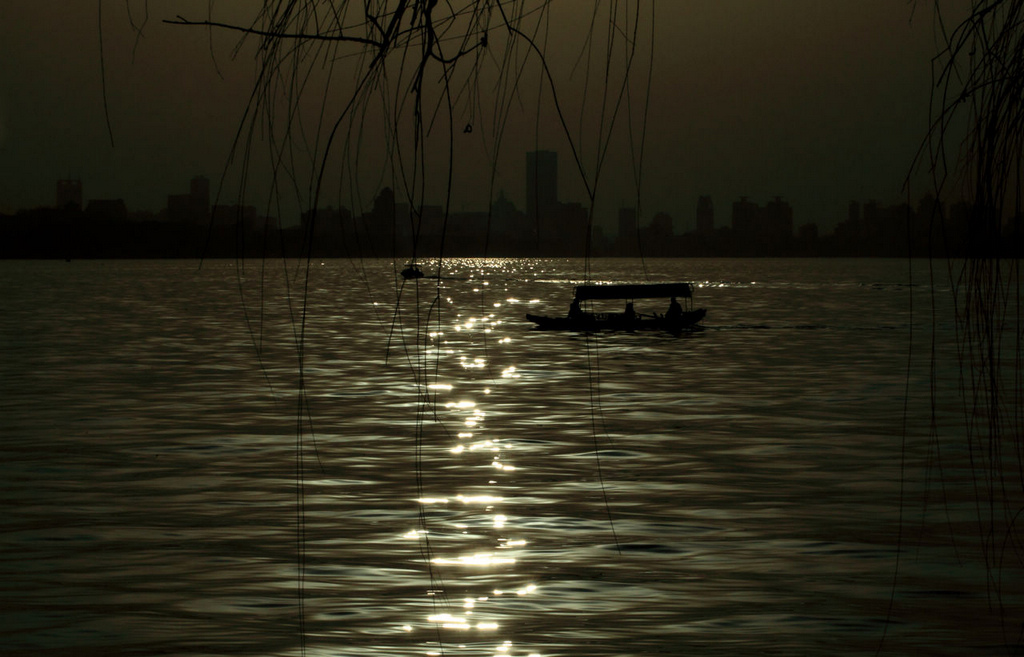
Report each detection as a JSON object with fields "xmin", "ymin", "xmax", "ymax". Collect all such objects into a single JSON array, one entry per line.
[
  {"xmin": 455, "ymin": 494, "xmax": 503, "ymax": 504},
  {"xmin": 430, "ymin": 553, "xmax": 516, "ymax": 566},
  {"xmin": 395, "ymin": 263, "xmax": 545, "ymax": 655},
  {"xmin": 4, "ymin": 259, "xmax": 996, "ymax": 656},
  {"xmin": 426, "ymin": 647, "xmax": 540, "ymax": 657}
]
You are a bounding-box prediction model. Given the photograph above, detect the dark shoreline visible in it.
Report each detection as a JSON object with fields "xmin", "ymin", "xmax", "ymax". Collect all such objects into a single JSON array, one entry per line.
[{"xmin": 3, "ymin": 211, "xmax": 1019, "ymax": 259}]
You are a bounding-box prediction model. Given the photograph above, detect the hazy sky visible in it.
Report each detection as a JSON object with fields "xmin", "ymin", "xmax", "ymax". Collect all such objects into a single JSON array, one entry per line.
[{"xmin": 0, "ymin": 1, "xmax": 971, "ymax": 231}]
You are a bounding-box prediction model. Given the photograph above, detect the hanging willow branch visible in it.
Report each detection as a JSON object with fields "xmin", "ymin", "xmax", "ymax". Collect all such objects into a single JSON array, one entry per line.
[
  {"xmin": 163, "ymin": 3, "xmax": 650, "ymax": 653},
  {"xmin": 919, "ymin": 0, "xmax": 1024, "ymax": 641}
]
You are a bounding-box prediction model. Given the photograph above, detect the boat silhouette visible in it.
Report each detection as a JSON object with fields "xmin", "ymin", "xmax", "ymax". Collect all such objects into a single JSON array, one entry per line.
[{"xmin": 526, "ymin": 282, "xmax": 705, "ymax": 333}]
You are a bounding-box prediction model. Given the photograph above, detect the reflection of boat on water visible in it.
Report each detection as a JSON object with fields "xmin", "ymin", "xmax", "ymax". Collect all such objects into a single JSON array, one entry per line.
[
  {"xmin": 400, "ymin": 264, "xmax": 425, "ymax": 279},
  {"xmin": 526, "ymin": 282, "xmax": 706, "ymax": 332}
]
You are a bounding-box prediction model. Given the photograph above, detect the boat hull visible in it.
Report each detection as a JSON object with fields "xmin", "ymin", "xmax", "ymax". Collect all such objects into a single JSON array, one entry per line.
[
  {"xmin": 526, "ymin": 308, "xmax": 706, "ymax": 332},
  {"xmin": 401, "ymin": 266, "xmax": 424, "ymax": 279}
]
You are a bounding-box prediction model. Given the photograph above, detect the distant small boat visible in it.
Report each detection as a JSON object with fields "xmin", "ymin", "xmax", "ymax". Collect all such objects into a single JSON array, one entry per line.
[
  {"xmin": 526, "ymin": 282, "xmax": 706, "ymax": 333},
  {"xmin": 401, "ymin": 264, "xmax": 425, "ymax": 280}
]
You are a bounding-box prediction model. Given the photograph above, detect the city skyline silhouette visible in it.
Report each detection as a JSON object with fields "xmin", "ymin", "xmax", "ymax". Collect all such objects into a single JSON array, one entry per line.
[{"xmin": 1, "ymin": 2, "xmax": 962, "ymax": 236}]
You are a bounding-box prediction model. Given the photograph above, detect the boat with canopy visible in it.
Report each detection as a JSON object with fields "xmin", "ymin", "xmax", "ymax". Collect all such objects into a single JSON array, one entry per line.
[{"xmin": 526, "ymin": 282, "xmax": 706, "ymax": 332}]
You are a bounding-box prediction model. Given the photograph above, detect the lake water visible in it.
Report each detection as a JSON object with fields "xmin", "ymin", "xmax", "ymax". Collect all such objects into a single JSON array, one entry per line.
[{"xmin": 1, "ymin": 257, "xmax": 1020, "ymax": 656}]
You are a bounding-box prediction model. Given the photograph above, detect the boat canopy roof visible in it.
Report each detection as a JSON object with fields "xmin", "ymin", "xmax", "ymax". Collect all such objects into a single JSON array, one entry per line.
[{"xmin": 573, "ymin": 282, "xmax": 692, "ymax": 300}]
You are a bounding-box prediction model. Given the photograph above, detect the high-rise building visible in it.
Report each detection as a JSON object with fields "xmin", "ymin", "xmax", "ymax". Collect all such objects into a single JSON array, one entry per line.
[
  {"xmin": 649, "ymin": 212, "xmax": 673, "ymax": 239},
  {"xmin": 56, "ymin": 179, "xmax": 83, "ymax": 210},
  {"xmin": 763, "ymin": 196, "xmax": 793, "ymax": 238},
  {"xmin": 526, "ymin": 150, "xmax": 558, "ymax": 219},
  {"xmin": 696, "ymin": 196, "xmax": 714, "ymax": 235},
  {"xmin": 732, "ymin": 196, "xmax": 793, "ymax": 254},
  {"xmin": 731, "ymin": 196, "xmax": 759, "ymax": 236}
]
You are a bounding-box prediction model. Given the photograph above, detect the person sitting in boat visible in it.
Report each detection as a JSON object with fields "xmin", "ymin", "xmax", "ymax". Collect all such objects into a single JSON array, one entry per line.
[
  {"xmin": 667, "ymin": 296, "xmax": 682, "ymax": 319},
  {"xmin": 625, "ymin": 302, "xmax": 636, "ymax": 320},
  {"xmin": 569, "ymin": 298, "xmax": 582, "ymax": 319}
]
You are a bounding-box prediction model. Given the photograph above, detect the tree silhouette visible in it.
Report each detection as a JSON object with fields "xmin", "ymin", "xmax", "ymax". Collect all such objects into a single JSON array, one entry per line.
[
  {"xmin": 916, "ymin": 0, "xmax": 1024, "ymax": 644},
  {"xmin": 165, "ymin": 3, "xmax": 653, "ymax": 652},
  {"xmin": 163, "ymin": 1, "xmax": 1024, "ymax": 650},
  {"xmin": 166, "ymin": 1, "xmax": 652, "ymax": 267}
]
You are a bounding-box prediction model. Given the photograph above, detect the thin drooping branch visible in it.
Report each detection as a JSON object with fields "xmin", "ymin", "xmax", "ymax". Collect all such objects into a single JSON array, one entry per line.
[
  {"xmin": 163, "ymin": 3, "xmax": 653, "ymax": 653},
  {"xmin": 917, "ymin": 0, "xmax": 1024, "ymax": 641}
]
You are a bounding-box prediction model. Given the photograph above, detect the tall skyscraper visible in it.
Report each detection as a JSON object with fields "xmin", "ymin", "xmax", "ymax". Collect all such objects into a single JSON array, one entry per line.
[
  {"xmin": 696, "ymin": 196, "xmax": 714, "ymax": 235},
  {"xmin": 526, "ymin": 150, "xmax": 558, "ymax": 219},
  {"xmin": 731, "ymin": 196, "xmax": 759, "ymax": 236}
]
